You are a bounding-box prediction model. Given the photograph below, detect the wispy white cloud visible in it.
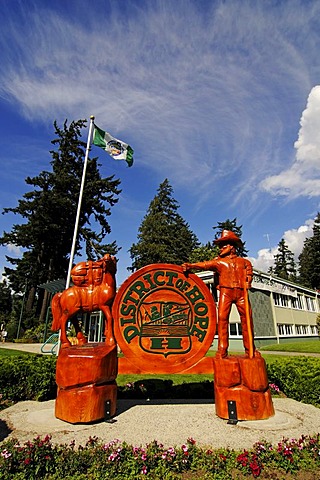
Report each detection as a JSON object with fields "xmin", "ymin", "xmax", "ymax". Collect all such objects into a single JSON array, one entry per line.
[
  {"xmin": 250, "ymin": 218, "xmax": 314, "ymax": 272},
  {"xmin": 260, "ymin": 85, "xmax": 320, "ymax": 198},
  {"xmin": 1, "ymin": 0, "xmax": 320, "ymax": 213},
  {"xmin": 282, "ymin": 221, "xmax": 314, "ymax": 258}
]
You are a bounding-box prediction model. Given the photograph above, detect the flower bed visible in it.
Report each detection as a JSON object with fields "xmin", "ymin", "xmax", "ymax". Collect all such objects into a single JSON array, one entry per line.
[{"xmin": 1, "ymin": 434, "xmax": 320, "ymax": 479}]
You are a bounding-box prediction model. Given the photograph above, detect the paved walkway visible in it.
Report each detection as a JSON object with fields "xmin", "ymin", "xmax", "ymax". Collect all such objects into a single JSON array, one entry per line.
[{"xmin": 0, "ymin": 342, "xmax": 54, "ymax": 355}]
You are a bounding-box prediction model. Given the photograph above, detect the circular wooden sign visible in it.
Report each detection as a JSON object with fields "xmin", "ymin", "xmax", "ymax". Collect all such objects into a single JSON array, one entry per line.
[{"xmin": 112, "ymin": 264, "xmax": 217, "ymax": 373}]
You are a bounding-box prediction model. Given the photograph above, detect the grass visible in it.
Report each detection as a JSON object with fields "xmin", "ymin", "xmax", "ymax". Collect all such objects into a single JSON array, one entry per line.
[
  {"xmin": 1, "ymin": 341, "xmax": 319, "ymax": 387},
  {"xmin": 259, "ymin": 340, "xmax": 320, "ymax": 353},
  {"xmin": 0, "ymin": 347, "xmax": 33, "ymax": 357}
]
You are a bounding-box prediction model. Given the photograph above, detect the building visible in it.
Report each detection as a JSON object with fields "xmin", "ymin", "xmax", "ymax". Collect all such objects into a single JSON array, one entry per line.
[{"xmin": 198, "ymin": 269, "xmax": 320, "ymax": 350}]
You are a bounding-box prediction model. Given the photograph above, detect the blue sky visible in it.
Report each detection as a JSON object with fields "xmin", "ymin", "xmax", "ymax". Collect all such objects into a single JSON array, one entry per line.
[{"xmin": 1, "ymin": 0, "xmax": 320, "ymax": 286}]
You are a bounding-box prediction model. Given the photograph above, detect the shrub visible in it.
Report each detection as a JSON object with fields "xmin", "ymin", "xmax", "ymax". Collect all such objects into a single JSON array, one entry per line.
[
  {"xmin": 0, "ymin": 356, "xmax": 56, "ymax": 409},
  {"xmin": 1, "ymin": 355, "xmax": 320, "ymax": 409},
  {"xmin": 266, "ymin": 357, "xmax": 320, "ymax": 407}
]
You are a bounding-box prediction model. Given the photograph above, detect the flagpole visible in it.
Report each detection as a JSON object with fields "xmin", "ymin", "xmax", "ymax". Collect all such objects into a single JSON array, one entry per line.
[
  {"xmin": 55, "ymin": 116, "xmax": 94, "ymax": 356},
  {"xmin": 65, "ymin": 115, "xmax": 95, "ymax": 289}
]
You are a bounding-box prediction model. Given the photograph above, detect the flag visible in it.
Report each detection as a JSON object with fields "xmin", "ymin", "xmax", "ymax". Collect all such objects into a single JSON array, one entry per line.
[{"xmin": 93, "ymin": 124, "xmax": 134, "ymax": 167}]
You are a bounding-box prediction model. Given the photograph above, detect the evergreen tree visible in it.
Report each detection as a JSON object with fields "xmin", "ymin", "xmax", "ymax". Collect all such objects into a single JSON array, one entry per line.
[
  {"xmin": 0, "ymin": 119, "xmax": 121, "ymax": 323},
  {"xmin": 269, "ymin": 238, "xmax": 297, "ymax": 282},
  {"xmin": 129, "ymin": 179, "xmax": 199, "ymax": 271},
  {"xmin": 299, "ymin": 213, "xmax": 320, "ymax": 289},
  {"xmin": 188, "ymin": 241, "xmax": 219, "ymax": 263},
  {"xmin": 0, "ymin": 280, "xmax": 12, "ymax": 325},
  {"xmin": 212, "ymin": 218, "xmax": 248, "ymax": 256}
]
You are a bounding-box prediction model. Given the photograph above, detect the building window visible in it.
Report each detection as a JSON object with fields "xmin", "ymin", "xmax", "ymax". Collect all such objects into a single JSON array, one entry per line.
[
  {"xmin": 278, "ymin": 324, "xmax": 293, "ymax": 336},
  {"xmin": 229, "ymin": 323, "xmax": 242, "ymax": 336},
  {"xmin": 305, "ymin": 297, "xmax": 316, "ymax": 312},
  {"xmin": 292, "ymin": 294, "xmax": 304, "ymax": 310},
  {"xmin": 285, "ymin": 324, "xmax": 293, "ymax": 335},
  {"xmin": 291, "ymin": 297, "xmax": 299, "ymax": 309},
  {"xmin": 310, "ymin": 325, "xmax": 318, "ymax": 335},
  {"xmin": 273, "ymin": 293, "xmax": 289, "ymax": 307},
  {"xmin": 274, "ymin": 293, "xmax": 280, "ymax": 306},
  {"xmin": 296, "ymin": 325, "xmax": 312, "ymax": 335}
]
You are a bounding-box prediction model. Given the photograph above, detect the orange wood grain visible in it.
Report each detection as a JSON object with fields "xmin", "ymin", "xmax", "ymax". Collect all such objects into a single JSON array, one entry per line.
[
  {"xmin": 55, "ymin": 343, "xmax": 118, "ymax": 423},
  {"xmin": 213, "ymin": 355, "xmax": 274, "ymax": 420},
  {"xmin": 113, "ymin": 263, "xmax": 217, "ymax": 374},
  {"xmin": 56, "ymin": 343, "xmax": 118, "ymax": 388},
  {"xmin": 118, "ymin": 355, "xmax": 215, "ymax": 375},
  {"xmin": 55, "ymin": 382, "xmax": 117, "ymax": 424},
  {"xmin": 214, "ymin": 384, "xmax": 274, "ymax": 421},
  {"xmin": 52, "ymin": 254, "xmax": 117, "ymax": 347}
]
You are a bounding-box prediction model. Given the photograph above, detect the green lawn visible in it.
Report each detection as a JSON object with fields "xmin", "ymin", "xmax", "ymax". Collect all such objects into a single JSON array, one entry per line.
[
  {"xmin": 259, "ymin": 340, "xmax": 320, "ymax": 353},
  {"xmin": 0, "ymin": 347, "xmax": 33, "ymax": 357},
  {"xmin": 1, "ymin": 342, "xmax": 318, "ymax": 387}
]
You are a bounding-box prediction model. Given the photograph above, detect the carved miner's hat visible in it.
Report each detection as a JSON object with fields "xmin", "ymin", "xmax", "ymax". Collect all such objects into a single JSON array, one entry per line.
[{"xmin": 214, "ymin": 230, "xmax": 242, "ymax": 246}]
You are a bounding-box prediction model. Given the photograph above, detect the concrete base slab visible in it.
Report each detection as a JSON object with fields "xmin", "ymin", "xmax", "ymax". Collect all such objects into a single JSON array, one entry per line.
[
  {"xmin": 1, "ymin": 398, "xmax": 319, "ymax": 449},
  {"xmin": 239, "ymin": 409, "xmax": 301, "ymax": 431}
]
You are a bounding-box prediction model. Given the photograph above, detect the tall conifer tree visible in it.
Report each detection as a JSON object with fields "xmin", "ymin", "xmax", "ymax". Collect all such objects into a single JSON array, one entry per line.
[
  {"xmin": 269, "ymin": 238, "xmax": 297, "ymax": 282},
  {"xmin": 0, "ymin": 119, "xmax": 121, "ymax": 324},
  {"xmin": 129, "ymin": 179, "xmax": 199, "ymax": 271},
  {"xmin": 299, "ymin": 213, "xmax": 320, "ymax": 289}
]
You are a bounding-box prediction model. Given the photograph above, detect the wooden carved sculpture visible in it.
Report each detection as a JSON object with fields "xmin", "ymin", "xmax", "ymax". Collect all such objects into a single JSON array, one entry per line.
[
  {"xmin": 183, "ymin": 230, "xmax": 274, "ymax": 420},
  {"xmin": 182, "ymin": 229, "xmax": 257, "ymax": 359},
  {"xmin": 52, "ymin": 254, "xmax": 118, "ymax": 424},
  {"xmin": 52, "ymin": 254, "xmax": 117, "ymax": 348},
  {"xmin": 112, "ymin": 263, "xmax": 217, "ymax": 374}
]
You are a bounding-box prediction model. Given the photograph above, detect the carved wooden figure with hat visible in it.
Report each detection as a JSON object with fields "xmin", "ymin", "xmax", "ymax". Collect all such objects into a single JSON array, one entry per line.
[{"xmin": 182, "ymin": 229, "xmax": 258, "ymax": 359}]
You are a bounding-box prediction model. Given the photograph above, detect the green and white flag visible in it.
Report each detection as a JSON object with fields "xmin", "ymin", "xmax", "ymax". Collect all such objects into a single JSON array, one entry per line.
[{"xmin": 93, "ymin": 124, "xmax": 134, "ymax": 167}]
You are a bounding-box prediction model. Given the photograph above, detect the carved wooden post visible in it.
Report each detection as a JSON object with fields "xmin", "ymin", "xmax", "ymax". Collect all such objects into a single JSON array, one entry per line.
[
  {"xmin": 55, "ymin": 343, "xmax": 118, "ymax": 423},
  {"xmin": 52, "ymin": 255, "xmax": 118, "ymax": 423},
  {"xmin": 182, "ymin": 230, "xmax": 275, "ymax": 421},
  {"xmin": 213, "ymin": 355, "xmax": 274, "ymax": 421}
]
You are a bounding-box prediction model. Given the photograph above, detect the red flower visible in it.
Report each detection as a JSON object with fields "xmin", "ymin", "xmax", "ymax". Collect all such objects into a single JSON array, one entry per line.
[
  {"xmin": 237, "ymin": 451, "xmax": 249, "ymax": 467},
  {"xmin": 250, "ymin": 461, "xmax": 261, "ymax": 477}
]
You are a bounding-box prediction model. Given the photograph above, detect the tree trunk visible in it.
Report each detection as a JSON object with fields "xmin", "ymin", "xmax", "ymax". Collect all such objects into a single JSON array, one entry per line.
[
  {"xmin": 39, "ymin": 289, "xmax": 50, "ymax": 323},
  {"xmin": 25, "ymin": 286, "xmax": 36, "ymax": 312}
]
